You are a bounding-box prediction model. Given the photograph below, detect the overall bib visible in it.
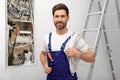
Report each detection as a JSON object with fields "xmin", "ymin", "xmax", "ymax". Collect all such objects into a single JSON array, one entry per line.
[{"xmin": 47, "ymin": 32, "xmax": 77, "ymax": 80}]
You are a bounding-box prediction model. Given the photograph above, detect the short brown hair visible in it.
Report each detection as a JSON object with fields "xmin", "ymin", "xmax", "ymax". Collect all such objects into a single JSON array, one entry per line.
[{"xmin": 52, "ymin": 3, "xmax": 69, "ymax": 16}]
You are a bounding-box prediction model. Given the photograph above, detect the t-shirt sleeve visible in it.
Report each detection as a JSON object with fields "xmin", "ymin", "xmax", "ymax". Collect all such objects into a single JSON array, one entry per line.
[
  {"xmin": 74, "ymin": 34, "xmax": 88, "ymax": 53},
  {"xmin": 40, "ymin": 35, "xmax": 48, "ymax": 52}
]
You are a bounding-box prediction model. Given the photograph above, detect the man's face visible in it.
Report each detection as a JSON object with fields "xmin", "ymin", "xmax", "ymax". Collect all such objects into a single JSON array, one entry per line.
[{"xmin": 53, "ymin": 10, "xmax": 69, "ymax": 30}]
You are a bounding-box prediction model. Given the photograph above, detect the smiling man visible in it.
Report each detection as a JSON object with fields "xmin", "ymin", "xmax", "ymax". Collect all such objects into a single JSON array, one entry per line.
[{"xmin": 40, "ymin": 3, "xmax": 95, "ymax": 80}]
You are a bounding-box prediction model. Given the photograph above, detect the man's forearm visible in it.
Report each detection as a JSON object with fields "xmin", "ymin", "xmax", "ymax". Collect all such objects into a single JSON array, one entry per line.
[
  {"xmin": 40, "ymin": 52, "xmax": 48, "ymax": 68},
  {"xmin": 78, "ymin": 49, "xmax": 95, "ymax": 62},
  {"xmin": 66, "ymin": 48, "xmax": 95, "ymax": 62}
]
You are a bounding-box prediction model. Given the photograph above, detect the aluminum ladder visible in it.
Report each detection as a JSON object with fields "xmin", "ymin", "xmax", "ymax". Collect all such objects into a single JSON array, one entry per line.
[{"xmin": 82, "ymin": 0, "xmax": 115, "ymax": 80}]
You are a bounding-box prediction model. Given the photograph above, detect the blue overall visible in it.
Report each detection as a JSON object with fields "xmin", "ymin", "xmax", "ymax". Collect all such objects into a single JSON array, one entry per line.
[{"xmin": 47, "ymin": 32, "xmax": 77, "ymax": 80}]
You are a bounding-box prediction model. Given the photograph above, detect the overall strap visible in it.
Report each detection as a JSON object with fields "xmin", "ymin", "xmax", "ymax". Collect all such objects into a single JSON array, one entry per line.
[
  {"xmin": 60, "ymin": 35, "xmax": 71, "ymax": 51},
  {"xmin": 48, "ymin": 32, "xmax": 71, "ymax": 51},
  {"xmin": 48, "ymin": 32, "xmax": 52, "ymax": 52}
]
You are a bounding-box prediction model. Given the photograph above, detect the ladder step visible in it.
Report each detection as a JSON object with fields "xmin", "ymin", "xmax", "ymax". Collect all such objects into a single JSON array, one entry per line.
[
  {"xmin": 103, "ymin": 29, "xmax": 120, "ymax": 32},
  {"xmin": 106, "ymin": 44, "xmax": 120, "ymax": 47},
  {"xmin": 87, "ymin": 11, "xmax": 102, "ymax": 16},
  {"xmin": 111, "ymin": 71, "xmax": 119, "ymax": 74},
  {"xmin": 108, "ymin": 57, "xmax": 112, "ymax": 60},
  {"xmin": 83, "ymin": 29, "xmax": 120, "ymax": 32},
  {"xmin": 112, "ymin": 71, "xmax": 120, "ymax": 75},
  {"xmin": 83, "ymin": 29, "xmax": 99, "ymax": 31},
  {"xmin": 98, "ymin": 0, "xmax": 105, "ymax": 2},
  {"xmin": 112, "ymin": 71, "xmax": 115, "ymax": 73},
  {"xmin": 109, "ymin": 58, "xmax": 120, "ymax": 61}
]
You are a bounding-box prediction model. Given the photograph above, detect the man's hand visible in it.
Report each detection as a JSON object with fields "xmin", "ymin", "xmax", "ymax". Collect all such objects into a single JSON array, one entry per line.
[
  {"xmin": 44, "ymin": 65, "xmax": 52, "ymax": 74},
  {"xmin": 66, "ymin": 47, "xmax": 81, "ymax": 58},
  {"xmin": 40, "ymin": 52, "xmax": 52, "ymax": 74}
]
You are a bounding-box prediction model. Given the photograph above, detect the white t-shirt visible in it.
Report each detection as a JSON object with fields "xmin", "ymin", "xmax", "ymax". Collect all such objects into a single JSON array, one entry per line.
[{"xmin": 41, "ymin": 30, "xmax": 88, "ymax": 74}]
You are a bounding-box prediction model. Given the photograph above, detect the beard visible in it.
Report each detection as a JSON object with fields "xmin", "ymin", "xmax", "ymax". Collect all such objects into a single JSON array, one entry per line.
[{"xmin": 54, "ymin": 21, "xmax": 66, "ymax": 30}]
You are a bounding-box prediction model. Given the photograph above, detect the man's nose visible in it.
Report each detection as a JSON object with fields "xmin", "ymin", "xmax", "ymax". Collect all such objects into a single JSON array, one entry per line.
[{"xmin": 58, "ymin": 17, "xmax": 62, "ymax": 21}]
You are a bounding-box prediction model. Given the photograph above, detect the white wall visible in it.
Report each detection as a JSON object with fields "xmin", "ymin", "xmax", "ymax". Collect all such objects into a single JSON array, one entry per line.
[
  {"xmin": 0, "ymin": 0, "xmax": 113, "ymax": 80},
  {"xmin": 0, "ymin": 0, "xmax": 6, "ymax": 74}
]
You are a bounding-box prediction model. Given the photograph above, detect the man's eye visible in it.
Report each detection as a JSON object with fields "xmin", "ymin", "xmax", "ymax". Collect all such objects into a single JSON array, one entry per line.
[
  {"xmin": 54, "ymin": 15, "xmax": 59, "ymax": 18},
  {"xmin": 61, "ymin": 15, "xmax": 65, "ymax": 17}
]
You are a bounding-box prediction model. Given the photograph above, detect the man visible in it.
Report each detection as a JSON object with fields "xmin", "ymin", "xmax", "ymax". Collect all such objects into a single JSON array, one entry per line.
[{"xmin": 40, "ymin": 3, "xmax": 95, "ymax": 80}]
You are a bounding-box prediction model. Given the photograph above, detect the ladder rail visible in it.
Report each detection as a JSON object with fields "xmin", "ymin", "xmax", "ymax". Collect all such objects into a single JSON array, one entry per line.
[
  {"xmin": 98, "ymin": 1, "xmax": 116, "ymax": 80},
  {"xmin": 93, "ymin": 0, "xmax": 109, "ymax": 52},
  {"xmin": 83, "ymin": 0, "xmax": 94, "ymax": 37},
  {"xmin": 84, "ymin": 0, "xmax": 110, "ymax": 80},
  {"xmin": 83, "ymin": 0, "xmax": 120, "ymax": 80},
  {"xmin": 115, "ymin": 0, "xmax": 120, "ymax": 30}
]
